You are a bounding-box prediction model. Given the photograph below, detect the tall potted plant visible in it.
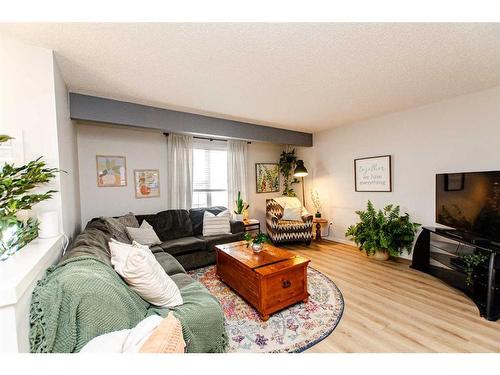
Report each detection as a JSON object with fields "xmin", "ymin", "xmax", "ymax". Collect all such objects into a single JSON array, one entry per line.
[
  {"xmin": 278, "ymin": 149, "xmax": 299, "ymax": 197},
  {"xmin": 233, "ymin": 191, "xmax": 249, "ymax": 221},
  {"xmin": 345, "ymin": 201, "xmax": 420, "ymax": 260},
  {"xmin": 0, "ymin": 135, "xmax": 60, "ymax": 260}
]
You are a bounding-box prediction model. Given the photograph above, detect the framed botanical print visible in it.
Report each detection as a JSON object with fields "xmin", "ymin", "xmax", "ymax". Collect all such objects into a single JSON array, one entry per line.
[
  {"xmin": 134, "ymin": 169, "xmax": 160, "ymax": 198},
  {"xmin": 96, "ymin": 155, "xmax": 127, "ymax": 187},
  {"xmin": 256, "ymin": 163, "xmax": 280, "ymax": 193},
  {"xmin": 354, "ymin": 155, "xmax": 392, "ymax": 192}
]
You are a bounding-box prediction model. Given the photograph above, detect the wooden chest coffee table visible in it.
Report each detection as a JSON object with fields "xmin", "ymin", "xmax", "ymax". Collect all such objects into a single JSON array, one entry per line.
[{"xmin": 215, "ymin": 241, "xmax": 310, "ymax": 321}]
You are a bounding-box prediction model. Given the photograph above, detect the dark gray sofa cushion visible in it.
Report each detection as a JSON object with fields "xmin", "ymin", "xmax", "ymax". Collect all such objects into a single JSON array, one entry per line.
[
  {"xmin": 101, "ymin": 213, "xmax": 139, "ymax": 244},
  {"xmin": 175, "ymin": 251, "xmax": 216, "ymax": 271},
  {"xmin": 136, "ymin": 209, "xmax": 193, "ymax": 241},
  {"xmin": 196, "ymin": 233, "xmax": 244, "ymax": 252},
  {"xmin": 230, "ymin": 220, "xmax": 245, "ymax": 234},
  {"xmin": 159, "ymin": 236, "xmax": 206, "ymax": 256},
  {"xmin": 154, "ymin": 252, "xmax": 186, "ymax": 276}
]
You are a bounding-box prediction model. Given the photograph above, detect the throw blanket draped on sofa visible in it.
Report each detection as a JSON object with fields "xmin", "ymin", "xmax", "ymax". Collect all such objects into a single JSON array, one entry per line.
[{"xmin": 30, "ymin": 256, "xmax": 227, "ymax": 353}]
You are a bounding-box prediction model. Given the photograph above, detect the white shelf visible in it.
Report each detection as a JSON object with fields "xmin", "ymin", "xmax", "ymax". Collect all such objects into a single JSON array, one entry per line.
[{"xmin": 0, "ymin": 235, "xmax": 63, "ymax": 306}]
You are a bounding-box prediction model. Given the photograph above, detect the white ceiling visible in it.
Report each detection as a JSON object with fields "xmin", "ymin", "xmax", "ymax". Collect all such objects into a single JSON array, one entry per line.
[{"xmin": 1, "ymin": 23, "xmax": 499, "ymax": 133}]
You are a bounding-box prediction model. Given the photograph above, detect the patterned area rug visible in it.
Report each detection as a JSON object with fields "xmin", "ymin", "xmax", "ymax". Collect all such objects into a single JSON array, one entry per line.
[{"xmin": 188, "ymin": 265, "xmax": 344, "ymax": 353}]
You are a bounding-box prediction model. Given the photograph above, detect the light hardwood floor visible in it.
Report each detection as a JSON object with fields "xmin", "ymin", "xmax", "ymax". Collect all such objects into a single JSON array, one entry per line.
[{"xmin": 282, "ymin": 240, "xmax": 500, "ymax": 352}]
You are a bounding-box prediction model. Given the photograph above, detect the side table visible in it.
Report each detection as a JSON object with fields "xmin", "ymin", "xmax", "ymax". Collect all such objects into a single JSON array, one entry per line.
[
  {"xmin": 243, "ymin": 219, "xmax": 261, "ymax": 234},
  {"xmin": 312, "ymin": 218, "xmax": 328, "ymax": 241}
]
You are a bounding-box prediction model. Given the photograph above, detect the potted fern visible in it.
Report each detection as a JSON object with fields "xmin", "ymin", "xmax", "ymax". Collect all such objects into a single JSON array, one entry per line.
[
  {"xmin": 233, "ymin": 191, "xmax": 249, "ymax": 222},
  {"xmin": 0, "ymin": 135, "xmax": 60, "ymax": 261},
  {"xmin": 345, "ymin": 201, "xmax": 420, "ymax": 260}
]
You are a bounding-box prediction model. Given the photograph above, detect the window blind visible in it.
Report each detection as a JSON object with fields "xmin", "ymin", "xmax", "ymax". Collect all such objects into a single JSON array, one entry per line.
[{"xmin": 192, "ymin": 139, "xmax": 228, "ymax": 208}]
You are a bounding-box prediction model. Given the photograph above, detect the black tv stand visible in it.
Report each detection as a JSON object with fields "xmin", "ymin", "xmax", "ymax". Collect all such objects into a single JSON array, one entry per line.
[
  {"xmin": 411, "ymin": 227, "xmax": 500, "ymax": 321},
  {"xmin": 436, "ymin": 229, "xmax": 491, "ymax": 246}
]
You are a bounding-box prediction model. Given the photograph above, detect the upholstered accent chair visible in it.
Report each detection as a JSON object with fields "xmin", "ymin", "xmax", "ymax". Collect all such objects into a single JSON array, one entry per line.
[{"xmin": 266, "ymin": 197, "xmax": 313, "ymax": 245}]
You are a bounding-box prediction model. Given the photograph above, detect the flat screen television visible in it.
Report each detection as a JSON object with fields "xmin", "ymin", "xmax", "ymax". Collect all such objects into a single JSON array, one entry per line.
[{"xmin": 436, "ymin": 171, "xmax": 500, "ymax": 243}]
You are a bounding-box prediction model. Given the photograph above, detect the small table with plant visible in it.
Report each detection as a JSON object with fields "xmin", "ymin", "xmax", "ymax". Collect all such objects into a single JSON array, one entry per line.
[{"xmin": 312, "ymin": 218, "xmax": 328, "ymax": 241}]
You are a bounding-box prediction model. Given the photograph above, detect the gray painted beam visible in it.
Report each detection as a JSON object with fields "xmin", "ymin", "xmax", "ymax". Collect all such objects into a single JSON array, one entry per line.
[{"xmin": 69, "ymin": 93, "xmax": 313, "ymax": 147}]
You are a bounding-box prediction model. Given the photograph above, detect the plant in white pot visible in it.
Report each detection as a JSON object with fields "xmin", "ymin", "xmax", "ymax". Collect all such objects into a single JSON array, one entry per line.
[
  {"xmin": 345, "ymin": 201, "xmax": 420, "ymax": 261},
  {"xmin": 0, "ymin": 135, "xmax": 60, "ymax": 260},
  {"xmin": 233, "ymin": 191, "xmax": 249, "ymax": 222},
  {"xmin": 244, "ymin": 232, "xmax": 269, "ymax": 253}
]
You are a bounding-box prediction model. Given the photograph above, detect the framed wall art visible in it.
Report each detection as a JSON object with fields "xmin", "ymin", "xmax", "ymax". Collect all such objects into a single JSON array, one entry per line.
[
  {"xmin": 134, "ymin": 169, "xmax": 160, "ymax": 198},
  {"xmin": 255, "ymin": 163, "xmax": 280, "ymax": 193},
  {"xmin": 96, "ymin": 155, "xmax": 127, "ymax": 187},
  {"xmin": 354, "ymin": 155, "xmax": 392, "ymax": 192}
]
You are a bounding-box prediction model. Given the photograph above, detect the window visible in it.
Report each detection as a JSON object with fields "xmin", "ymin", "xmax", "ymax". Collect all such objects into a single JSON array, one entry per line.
[{"xmin": 192, "ymin": 139, "xmax": 228, "ymax": 208}]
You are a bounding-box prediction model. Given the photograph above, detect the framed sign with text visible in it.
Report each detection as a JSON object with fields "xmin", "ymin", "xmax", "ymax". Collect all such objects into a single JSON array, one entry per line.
[{"xmin": 354, "ymin": 155, "xmax": 392, "ymax": 192}]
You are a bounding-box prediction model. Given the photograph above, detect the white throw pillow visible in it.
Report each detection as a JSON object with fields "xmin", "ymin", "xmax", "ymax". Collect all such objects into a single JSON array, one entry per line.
[
  {"xmin": 126, "ymin": 220, "xmax": 162, "ymax": 246},
  {"xmin": 281, "ymin": 205, "xmax": 302, "ymax": 221},
  {"xmin": 80, "ymin": 315, "xmax": 164, "ymax": 353},
  {"xmin": 274, "ymin": 196, "xmax": 311, "ymax": 217},
  {"xmin": 202, "ymin": 210, "xmax": 231, "ymax": 236},
  {"xmin": 108, "ymin": 239, "xmax": 183, "ymax": 307}
]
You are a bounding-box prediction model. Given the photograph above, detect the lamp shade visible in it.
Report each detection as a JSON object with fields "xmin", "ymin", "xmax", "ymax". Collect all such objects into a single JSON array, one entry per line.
[{"xmin": 293, "ymin": 160, "xmax": 308, "ymax": 177}]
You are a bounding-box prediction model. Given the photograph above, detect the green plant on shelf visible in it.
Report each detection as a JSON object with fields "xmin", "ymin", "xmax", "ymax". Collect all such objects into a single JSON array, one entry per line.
[
  {"xmin": 460, "ymin": 252, "xmax": 489, "ymax": 287},
  {"xmin": 0, "ymin": 135, "xmax": 60, "ymax": 260}
]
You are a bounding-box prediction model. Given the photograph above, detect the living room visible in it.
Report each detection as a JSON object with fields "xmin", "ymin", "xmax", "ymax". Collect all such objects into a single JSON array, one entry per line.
[{"xmin": 1, "ymin": 1, "xmax": 499, "ymax": 373}]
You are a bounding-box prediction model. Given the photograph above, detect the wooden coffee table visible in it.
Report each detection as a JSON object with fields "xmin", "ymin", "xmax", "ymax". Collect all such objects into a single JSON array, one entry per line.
[{"xmin": 215, "ymin": 241, "xmax": 310, "ymax": 321}]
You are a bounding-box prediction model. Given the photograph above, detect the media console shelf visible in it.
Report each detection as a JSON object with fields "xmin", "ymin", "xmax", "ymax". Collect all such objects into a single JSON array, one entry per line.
[{"xmin": 411, "ymin": 227, "xmax": 500, "ymax": 321}]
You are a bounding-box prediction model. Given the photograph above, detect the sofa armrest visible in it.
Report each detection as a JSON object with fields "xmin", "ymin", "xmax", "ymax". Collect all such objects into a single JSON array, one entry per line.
[
  {"xmin": 230, "ymin": 220, "xmax": 245, "ymax": 234},
  {"xmin": 266, "ymin": 211, "xmax": 280, "ymax": 225}
]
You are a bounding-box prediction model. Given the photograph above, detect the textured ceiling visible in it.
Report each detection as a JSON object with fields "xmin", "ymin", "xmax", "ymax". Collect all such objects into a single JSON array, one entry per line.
[{"xmin": 1, "ymin": 23, "xmax": 499, "ymax": 132}]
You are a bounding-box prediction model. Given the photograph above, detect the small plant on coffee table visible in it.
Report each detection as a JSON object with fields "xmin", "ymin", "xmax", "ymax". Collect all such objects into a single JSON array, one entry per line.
[{"xmin": 244, "ymin": 232, "xmax": 269, "ymax": 247}]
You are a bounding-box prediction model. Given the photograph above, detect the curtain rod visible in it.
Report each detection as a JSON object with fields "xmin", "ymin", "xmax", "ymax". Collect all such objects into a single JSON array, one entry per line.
[{"xmin": 163, "ymin": 133, "xmax": 251, "ymax": 144}]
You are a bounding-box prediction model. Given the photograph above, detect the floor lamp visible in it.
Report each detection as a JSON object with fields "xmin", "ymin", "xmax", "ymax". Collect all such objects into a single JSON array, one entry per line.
[{"xmin": 293, "ymin": 160, "xmax": 308, "ymax": 206}]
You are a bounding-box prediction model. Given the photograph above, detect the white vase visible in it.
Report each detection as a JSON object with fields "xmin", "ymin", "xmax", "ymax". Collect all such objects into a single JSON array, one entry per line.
[
  {"xmin": 252, "ymin": 242, "xmax": 263, "ymax": 253},
  {"xmin": 234, "ymin": 214, "xmax": 243, "ymax": 222}
]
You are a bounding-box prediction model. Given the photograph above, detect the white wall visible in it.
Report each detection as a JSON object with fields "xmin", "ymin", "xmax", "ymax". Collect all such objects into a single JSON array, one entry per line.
[
  {"xmin": 77, "ymin": 123, "xmax": 285, "ymax": 228},
  {"xmin": 0, "ymin": 36, "xmax": 81, "ymax": 241},
  {"xmin": 246, "ymin": 142, "xmax": 284, "ymax": 228},
  {"xmin": 299, "ymin": 86, "xmax": 500, "ymax": 257},
  {"xmin": 54, "ymin": 59, "xmax": 82, "ymax": 240},
  {"xmin": 77, "ymin": 124, "xmax": 169, "ymax": 226}
]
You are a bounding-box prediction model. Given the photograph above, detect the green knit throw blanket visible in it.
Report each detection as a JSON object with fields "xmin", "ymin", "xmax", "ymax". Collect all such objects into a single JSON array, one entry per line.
[{"xmin": 30, "ymin": 256, "xmax": 227, "ymax": 353}]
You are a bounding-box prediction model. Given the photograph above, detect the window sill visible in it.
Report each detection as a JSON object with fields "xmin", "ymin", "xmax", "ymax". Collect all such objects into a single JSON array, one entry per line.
[{"xmin": 0, "ymin": 235, "xmax": 64, "ymax": 306}]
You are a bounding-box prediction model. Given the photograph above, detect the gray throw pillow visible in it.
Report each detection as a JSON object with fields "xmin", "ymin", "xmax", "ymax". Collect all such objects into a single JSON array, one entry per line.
[
  {"xmin": 118, "ymin": 212, "xmax": 140, "ymax": 228},
  {"xmin": 126, "ymin": 220, "xmax": 162, "ymax": 247},
  {"xmin": 102, "ymin": 213, "xmax": 139, "ymax": 244}
]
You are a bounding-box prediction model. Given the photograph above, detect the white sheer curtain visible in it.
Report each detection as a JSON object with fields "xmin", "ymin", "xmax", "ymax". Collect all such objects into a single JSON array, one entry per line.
[
  {"xmin": 166, "ymin": 134, "xmax": 193, "ymax": 209},
  {"xmin": 227, "ymin": 140, "xmax": 248, "ymax": 213}
]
